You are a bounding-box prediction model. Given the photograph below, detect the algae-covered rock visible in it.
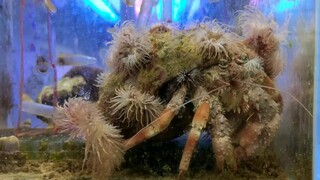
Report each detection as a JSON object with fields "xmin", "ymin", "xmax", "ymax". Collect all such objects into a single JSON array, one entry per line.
[{"xmin": 0, "ymin": 135, "xmax": 20, "ymax": 153}]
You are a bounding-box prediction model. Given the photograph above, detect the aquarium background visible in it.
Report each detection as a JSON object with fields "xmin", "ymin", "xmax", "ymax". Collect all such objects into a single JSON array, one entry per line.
[
  {"xmin": 314, "ymin": 0, "xmax": 319, "ymax": 179},
  {"xmin": 0, "ymin": 0, "xmax": 317, "ymax": 179}
]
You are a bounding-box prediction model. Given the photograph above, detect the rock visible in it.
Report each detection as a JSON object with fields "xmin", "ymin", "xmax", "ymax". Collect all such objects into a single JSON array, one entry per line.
[{"xmin": 0, "ymin": 135, "xmax": 20, "ymax": 153}]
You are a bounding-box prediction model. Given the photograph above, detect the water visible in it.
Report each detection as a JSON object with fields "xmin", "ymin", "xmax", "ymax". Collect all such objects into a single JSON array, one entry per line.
[{"xmin": 0, "ymin": 0, "xmax": 315, "ymax": 179}]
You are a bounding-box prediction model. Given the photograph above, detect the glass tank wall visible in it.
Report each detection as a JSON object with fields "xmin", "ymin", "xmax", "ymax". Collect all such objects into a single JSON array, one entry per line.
[{"xmin": 0, "ymin": 0, "xmax": 316, "ymax": 179}]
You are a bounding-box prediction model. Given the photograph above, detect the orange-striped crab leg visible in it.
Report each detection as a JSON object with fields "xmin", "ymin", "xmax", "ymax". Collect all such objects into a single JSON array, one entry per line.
[
  {"xmin": 124, "ymin": 85, "xmax": 187, "ymax": 150},
  {"xmin": 178, "ymin": 87, "xmax": 210, "ymax": 179}
]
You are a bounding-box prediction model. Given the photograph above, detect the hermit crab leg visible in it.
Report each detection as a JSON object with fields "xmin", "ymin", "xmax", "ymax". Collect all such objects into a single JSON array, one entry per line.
[
  {"xmin": 210, "ymin": 114, "xmax": 237, "ymax": 172},
  {"xmin": 234, "ymin": 86, "xmax": 281, "ymax": 161},
  {"xmin": 208, "ymin": 95, "xmax": 237, "ymax": 172},
  {"xmin": 124, "ymin": 85, "xmax": 187, "ymax": 150},
  {"xmin": 178, "ymin": 87, "xmax": 210, "ymax": 179}
]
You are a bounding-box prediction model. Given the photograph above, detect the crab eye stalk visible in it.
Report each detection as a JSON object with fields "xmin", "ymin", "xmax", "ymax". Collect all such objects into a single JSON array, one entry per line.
[{"xmin": 218, "ymin": 59, "xmax": 228, "ymax": 69}]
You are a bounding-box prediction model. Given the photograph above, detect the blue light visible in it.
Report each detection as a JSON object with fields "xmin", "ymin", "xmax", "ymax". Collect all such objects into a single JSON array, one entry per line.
[
  {"xmin": 155, "ymin": 0, "xmax": 163, "ymax": 20},
  {"xmin": 172, "ymin": 0, "xmax": 187, "ymax": 22},
  {"xmin": 109, "ymin": 0, "xmax": 120, "ymax": 12},
  {"xmin": 275, "ymin": 0, "xmax": 299, "ymax": 12},
  {"xmin": 83, "ymin": 0, "xmax": 119, "ymax": 23},
  {"xmin": 187, "ymin": 0, "xmax": 200, "ymax": 20}
]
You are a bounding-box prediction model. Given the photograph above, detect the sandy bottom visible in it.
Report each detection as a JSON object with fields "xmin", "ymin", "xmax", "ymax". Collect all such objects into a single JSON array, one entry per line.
[
  {"xmin": 0, "ymin": 149, "xmax": 289, "ymax": 180},
  {"xmin": 0, "ymin": 160, "xmax": 286, "ymax": 180},
  {"xmin": 0, "ymin": 131, "xmax": 311, "ymax": 180}
]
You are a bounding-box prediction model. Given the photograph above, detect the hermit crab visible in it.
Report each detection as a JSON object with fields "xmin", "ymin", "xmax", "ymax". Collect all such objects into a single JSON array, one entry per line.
[{"xmin": 38, "ymin": 6, "xmax": 288, "ymax": 179}]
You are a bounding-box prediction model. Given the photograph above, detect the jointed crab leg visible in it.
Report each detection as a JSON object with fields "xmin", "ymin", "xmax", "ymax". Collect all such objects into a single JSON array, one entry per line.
[
  {"xmin": 211, "ymin": 114, "xmax": 236, "ymax": 172},
  {"xmin": 124, "ymin": 85, "xmax": 187, "ymax": 150},
  {"xmin": 209, "ymin": 95, "xmax": 237, "ymax": 172},
  {"xmin": 178, "ymin": 87, "xmax": 210, "ymax": 179},
  {"xmin": 234, "ymin": 87, "xmax": 281, "ymax": 161}
]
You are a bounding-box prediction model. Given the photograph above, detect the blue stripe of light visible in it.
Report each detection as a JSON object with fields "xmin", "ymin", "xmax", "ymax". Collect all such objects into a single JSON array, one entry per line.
[
  {"xmin": 187, "ymin": 0, "xmax": 200, "ymax": 20},
  {"xmin": 83, "ymin": 0, "xmax": 119, "ymax": 23},
  {"xmin": 156, "ymin": 0, "xmax": 163, "ymax": 20},
  {"xmin": 172, "ymin": 0, "xmax": 187, "ymax": 22},
  {"xmin": 109, "ymin": 0, "xmax": 120, "ymax": 12},
  {"xmin": 275, "ymin": 0, "xmax": 299, "ymax": 12}
]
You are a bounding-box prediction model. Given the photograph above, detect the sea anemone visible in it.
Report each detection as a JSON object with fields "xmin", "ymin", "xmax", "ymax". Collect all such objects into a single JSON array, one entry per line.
[
  {"xmin": 243, "ymin": 57, "xmax": 264, "ymax": 76},
  {"xmin": 176, "ymin": 68, "xmax": 203, "ymax": 88},
  {"xmin": 237, "ymin": 6, "xmax": 289, "ymax": 78},
  {"xmin": 198, "ymin": 34, "xmax": 228, "ymax": 59},
  {"xmin": 191, "ymin": 21, "xmax": 231, "ymax": 60},
  {"xmin": 237, "ymin": 6, "xmax": 289, "ymax": 43},
  {"xmin": 94, "ymin": 72, "xmax": 109, "ymax": 88},
  {"xmin": 53, "ymin": 98, "xmax": 124, "ymax": 178},
  {"xmin": 107, "ymin": 21, "xmax": 152, "ymax": 75},
  {"xmin": 109, "ymin": 85, "xmax": 163, "ymax": 130}
]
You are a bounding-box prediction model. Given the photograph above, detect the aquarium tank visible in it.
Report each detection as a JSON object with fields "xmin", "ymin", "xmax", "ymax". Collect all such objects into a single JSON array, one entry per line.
[{"xmin": 0, "ymin": 0, "xmax": 317, "ymax": 179}]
